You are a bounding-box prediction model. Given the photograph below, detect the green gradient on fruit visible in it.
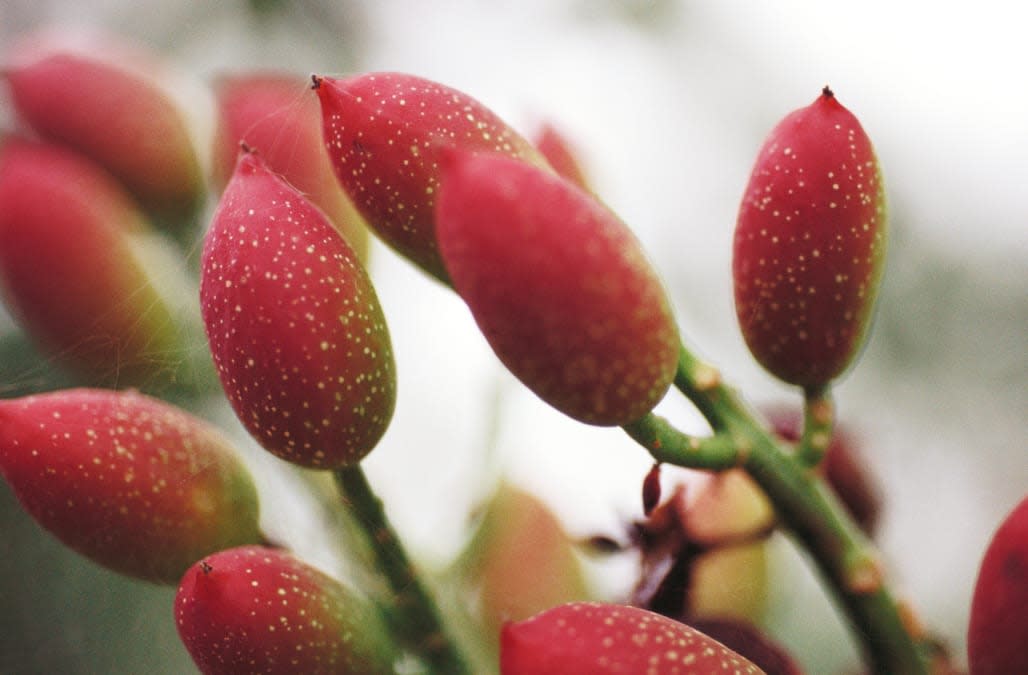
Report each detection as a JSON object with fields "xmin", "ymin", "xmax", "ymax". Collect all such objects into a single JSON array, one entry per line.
[
  {"xmin": 0, "ymin": 389, "xmax": 262, "ymax": 585},
  {"xmin": 315, "ymin": 72, "xmax": 549, "ymax": 282},
  {"xmin": 733, "ymin": 88, "xmax": 887, "ymax": 388},
  {"xmin": 201, "ymin": 149, "xmax": 396, "ymax": 468},
  {"xmin": 0, "ymin": 138, "xmax": 200, "ymax": 390}
]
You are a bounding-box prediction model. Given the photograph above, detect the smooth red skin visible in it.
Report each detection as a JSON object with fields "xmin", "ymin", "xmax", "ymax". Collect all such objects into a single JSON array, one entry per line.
[
  {"xmin": 437, "ymin": 152, "xmax": 678, "ymax": 426},
  {"xmin": 212, "ymin": 72, "xmax": 369, "ymax": 260},
  {"xmin": 968, "ymin": 496, "xmax": 1028, "ymax": 675},
  {"xmin": 0, "ymin": 388, "xmax": 261, "ymax": 584},
  {"xmin": 201, "ymin": 150, "xmax": 396, "ymax": 468},
  {"xmin": 733, "ymin": 91, "xmax": 886, "ymax": 388},
  {"xmin": 0, "ymin": 137, "xmax": 184, "ymax": 387},
  {"xmin": 534, "ymin": 122, "xmax": 590, "ymax": 190},
  {"xmin": 314, "ymin": 72, "xmax": 546, "ymax": 282},
  {"xmin": 175, "ymin": 546, "xmax": 393, "ymax": 675},
  {"xmin": 4, "ymin": 42, "xmax": 204, "ymax": 226},
  {"xmin": 500, "ymin": 602, "xmax": 765, "ymax": 674}
]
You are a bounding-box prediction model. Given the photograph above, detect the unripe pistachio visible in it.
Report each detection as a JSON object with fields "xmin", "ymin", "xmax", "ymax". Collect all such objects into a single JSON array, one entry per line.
[
  {"xmin": 0, "ymin": 388, "xmax": 262, "ymax": 584},
  {"xmin": 436, "ymin": 152, "xmax": 679, "ymax": 425},
  {"xmin": 175, "ymin": 546, "xmax": 395, "ymax": 674},
  {"xmin": 500, "ymin": 602, "xmax": 765, "ymax": 674},
  {"xmin": 201, "ymin": 149, "xmax": 396, "ymax": 468},
  {"xmin": 314, "ymin": 71, "xmax": 547, "ymax": 282},
  {"xmin": 0, "ymin": 137, "xmax": 203, "ymax": 391},
  {"xmin": 733, "ymin": 88, "xmax": 886, "ymax": 388},
  {"xmin": 968, "ymin": 495, "xmax": 1028, "ymax": 675},
  {"xmin": 4, "ymin": 29, "xmax": 206, "ymax": 232}
]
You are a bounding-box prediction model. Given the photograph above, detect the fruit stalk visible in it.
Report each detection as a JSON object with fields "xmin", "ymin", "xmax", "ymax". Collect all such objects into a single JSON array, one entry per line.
[
  {"xmin": 333, "ymin": 465, "xmax": 470, "ymax": 675},
  {"xmin": 628, "ymin": 344, "xmax": 929, "ymax": 674},
  {"xmin": 673, "ymin": 343, "xmax": 729, "ymax": 431},
  {"xmin": 797, "ymin": 386, "xmax": 834, "ymax": 467}
]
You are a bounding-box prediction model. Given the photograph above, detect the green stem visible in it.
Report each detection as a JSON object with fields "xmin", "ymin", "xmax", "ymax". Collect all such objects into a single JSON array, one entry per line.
[
  {"xmin": 622, "ymin": 414, "xmax": 742, "ymax": 470},
  {"xmin": 673, "ymin": 344, "xmax": 730, "ymax": 431},
  {"xmin": 739, "ymin": 421, "xmax": 927, "ymax": 675},
  {"xmin": 333, "ymin": 465, "xmax": 471, "ymax": 675},
  {"xmin": 636, "ymin": 344, "xmax": 929, "ymax": 675},
  {"xmin": 797, "ymin": 385, "xmax": 834, "ymax": 467}
]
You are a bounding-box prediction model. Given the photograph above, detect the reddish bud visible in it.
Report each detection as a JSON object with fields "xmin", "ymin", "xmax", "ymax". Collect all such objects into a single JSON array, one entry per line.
[
  {"xmin": 436, "ymin": 152, "xmax": 679, "ymax": 425},
  {"xmin": 0, "ymin": 137, "xmax": 202, "ymax": 390},
  {"xmin": 500, "ymin": 602, "xmax": 765, "ymax": 674},
  {"xmin": 212, "ymin": 71, "xmax": 369, "ymax": 260},
  {"xmin": 200, "ymin": 149, "xmax": 396, "ymax": 468},
  {"xmin": 968, "ymin": 495, "xmax": 1028, "ymax": 675},
  {"xmin": 175, "ymin": 546, "xmax": 394, "ymax": 674},
  {"xmin": 0, "ymin": 388, "xmax": 262, "ymax": 584},
  {"xmin": 314, "ymin": 72, "xmax": 547, "ymax": 282},
  {"xmin": 3, "ymin": 29, "xmax": 206, "ymax": 230},
  {"xmin": 460, "ymin": 482, "xmax": 589, "ymax": 647},
  {"xmin": 733, "ymin": 88, "xmax": 887, "ymax": 388}
]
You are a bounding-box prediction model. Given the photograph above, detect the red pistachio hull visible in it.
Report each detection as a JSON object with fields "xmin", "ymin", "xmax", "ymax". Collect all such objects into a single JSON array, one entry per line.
[
  {"xmin": 968, "ymin": 496, "xmax": 1028, "ymax": 675},
  {"xmin": 0, "ymin": 388, "xmax": 261, "ymax": 584},
  {"xmin": 500, "ymin": 602, "xmax": 765, "ymax": 674},
  {"xmin": 0, "ymin": 137, "xmax": 195, "ymax": 389},
  {"xmin": 314, "ymin": 72, "xmax": 547, "ymax": 282},
  {"xmin": 176, "ymin": 546, "xmax": 394, "ymax": 674},
  {"xmin": 201, "ymin": 150, "xmax": 396, "ymax": 468},
  {"xmin": 4, "ymin": 30, "xmax": 205, "ymax": 230},
  {"xmin": 733, "ymin": 89, "xmax": 886, "ymax": 388},
  {"xmin": 437, "ymin": 152, "xmax": 678, "ymax": 425}
]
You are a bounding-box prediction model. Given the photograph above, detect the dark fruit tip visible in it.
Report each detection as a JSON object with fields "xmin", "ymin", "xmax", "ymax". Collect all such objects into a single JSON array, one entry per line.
[
  {"xmin": 822, "ymin": 84, "xmax": 835, "ymax": 98},
  {"xmin": 310, "ymin": 73, "xmax": 324, "ymax": 90},
  {"xmin": 199, "ymin": 560, "xmax": 213, "ymax": 575}
]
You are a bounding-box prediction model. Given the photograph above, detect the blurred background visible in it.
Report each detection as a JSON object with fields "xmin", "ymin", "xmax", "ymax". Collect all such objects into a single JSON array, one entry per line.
[{"xmin": 1, "ymin": 1, "xmax": 1024, "ymax": 672}]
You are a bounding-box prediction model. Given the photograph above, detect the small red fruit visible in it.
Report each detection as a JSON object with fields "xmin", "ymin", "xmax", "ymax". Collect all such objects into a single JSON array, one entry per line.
[
  {"xmin": 313, "ymin": 72, "xmax": 547, "ymax": 282},
  {"xmin": 733, "ymin": 87, "xmax": 887, "ymax": 389},
  {"xmin": 436, "ymin": 152, "xmax": 678, "ymax": 426},
  {"xmin": 201, "ymin": 148, "xmax": 396, "ymax": 468},
  {"xmin": 175, "ymin": 546, "xmax": 394, "ymax": 675},
  {"xmin": 0, "ymin": 388, "xmax": 262, "ymax": 584},
  {"xmin": 0, "ymin": 136, "xmax": 202, "ymax": 390},
  {"xmin": 212, "ymin": 71, "xmax": 369, "ymax": 260},
  {"xmin": 500, "ymin": 601, "xmax": 765, "ymax": 674},
  {"xmin": 4, "ymin": 29, "xmax": 206, "ymax": 230},
  {"xmin": 967, "ymin": 495, "xmax": 1028, "ymax": 675}
]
